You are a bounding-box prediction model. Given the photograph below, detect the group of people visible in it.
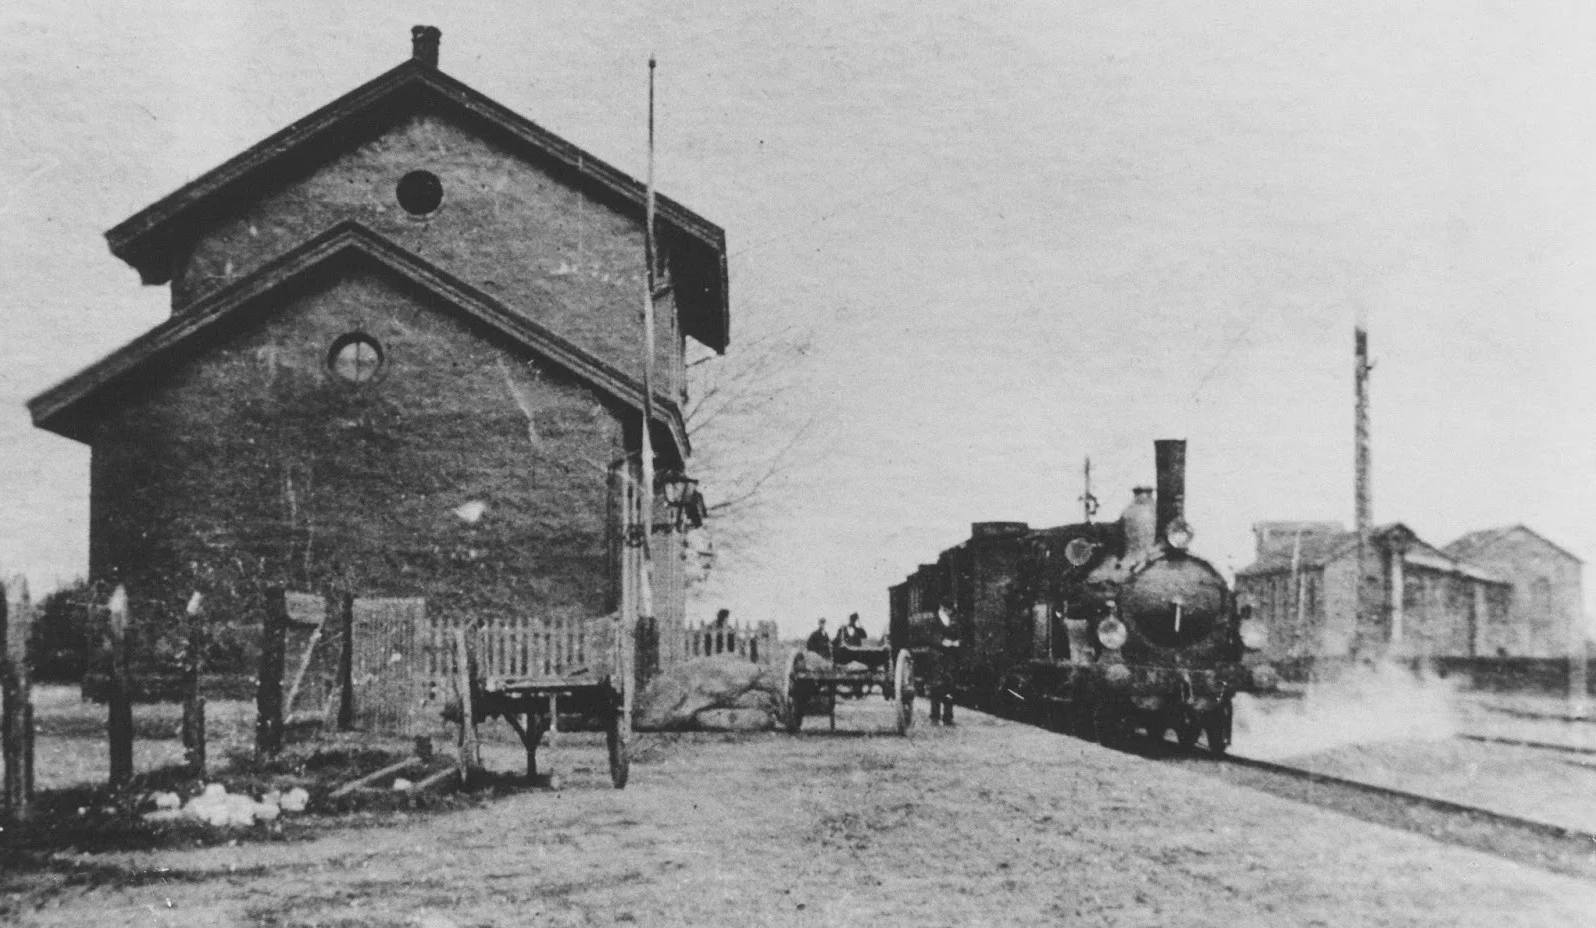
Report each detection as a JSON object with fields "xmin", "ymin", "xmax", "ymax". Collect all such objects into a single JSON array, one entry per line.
[
  {"xmin": 802, "ymin": 607, "xmax": 961, "ymax": 725},
  {"xmin": 804, "ymin": 613, "xmax": 870, "ymax": 659}
]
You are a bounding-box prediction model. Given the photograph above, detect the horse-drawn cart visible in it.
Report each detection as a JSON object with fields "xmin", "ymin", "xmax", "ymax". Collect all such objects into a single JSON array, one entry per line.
[
  {"xmin": 780, "ymin": 646, "xmax": 915, "ymax": 734},
  {"xmin": 450, "ymin": 618, "xmax": 631, "ymax": 789}
]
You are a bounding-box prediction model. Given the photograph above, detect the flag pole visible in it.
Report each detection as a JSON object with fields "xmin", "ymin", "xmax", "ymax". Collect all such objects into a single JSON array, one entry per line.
[{"xmin": 636, "ymin": 55, "xmax": 659, "ymax": 690}]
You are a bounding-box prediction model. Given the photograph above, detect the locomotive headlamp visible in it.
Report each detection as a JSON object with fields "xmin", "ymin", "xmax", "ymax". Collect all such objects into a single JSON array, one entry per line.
[
  {"xmin": 1096, "ymin": 616, "xmax": 1128, "ymax": 650},
  {"xmin": 1064, "ymin": 537, "xmax": 1097, "ymax": 567},
  {"xmin": 1165, "ymin": 518, "xmax": 1194, "ymax": 550},
  {"xmin": 1239, "ymin": 617, "xmax": 1268, "ymax": 650}
]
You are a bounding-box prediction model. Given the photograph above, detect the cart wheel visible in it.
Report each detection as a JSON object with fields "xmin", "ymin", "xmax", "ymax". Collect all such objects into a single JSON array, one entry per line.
[
  {"xmin": 782, "ymin": 650, "xmax": 806, "ymax": 733},
  {"xmin": 894, "ymin": 651, "xmax": 915, "ymax": 734},
  {"xmin": 608, "ymin": 694, "xmax": 630, "ymax": 789}
]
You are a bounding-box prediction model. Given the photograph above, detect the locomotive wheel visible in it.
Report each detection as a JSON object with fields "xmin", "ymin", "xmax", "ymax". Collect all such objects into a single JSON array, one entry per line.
[
  {"xmin": 894, "ymin": 651, "xmax": 915, "ymax": 734},
  {"xmin": 607, "ymin": 704, "xmax": 630, "ymax": 789},
  {"xmin": 1175, "ymin": 720, "xmax": 1202, "ymax": 751},
  {"xmin": 1144, "ymin": 717, "xmax": 1170, "ymax": 749},
  {"xmin": 1092, "ymin": 701, "xmax": 1130, "ymax": 748},
  {"xmin": 1072, "ymin": 699, "xmax": 1097, "ymax": 742}
]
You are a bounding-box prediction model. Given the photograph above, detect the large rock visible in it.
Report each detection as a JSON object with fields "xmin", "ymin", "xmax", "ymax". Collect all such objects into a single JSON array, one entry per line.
[
  {"xmin": 695, "ymin": 708, "xmax": 776, "ymax": 731},
  {"xmin": 636, "ymin": 655, "xmax": 785, "ymax": 731}
]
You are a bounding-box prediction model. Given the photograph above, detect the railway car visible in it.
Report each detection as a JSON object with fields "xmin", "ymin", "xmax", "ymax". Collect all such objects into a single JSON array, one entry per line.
[{"xmin": 888, "ymin": 440, "xmax": 1275, "ymax": 752}]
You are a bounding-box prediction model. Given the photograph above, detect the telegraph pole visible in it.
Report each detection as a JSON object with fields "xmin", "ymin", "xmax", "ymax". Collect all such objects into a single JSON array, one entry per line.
[
  {"xmin": 635, "ymin": 56, "xmax": 659, "ymax": 691},
  {"xmin": 1354, "ymin": 322, "xmax": 1377, "ymax": 657}
]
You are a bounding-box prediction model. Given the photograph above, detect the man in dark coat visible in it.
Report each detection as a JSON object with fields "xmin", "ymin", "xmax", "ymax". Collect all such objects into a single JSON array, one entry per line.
[
  {"xmin": 928, "ymin": 605, "xmax": 962, "ymax": 724},
  {"xmin": 805, "ymin": 618, "xmax": 832, "ymax": 660}
]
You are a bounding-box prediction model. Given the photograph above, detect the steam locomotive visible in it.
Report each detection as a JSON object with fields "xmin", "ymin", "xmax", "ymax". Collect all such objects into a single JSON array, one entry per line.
[{"xmin": 887, "ymin": 440, "xmax": 1275, "ymax": 753}]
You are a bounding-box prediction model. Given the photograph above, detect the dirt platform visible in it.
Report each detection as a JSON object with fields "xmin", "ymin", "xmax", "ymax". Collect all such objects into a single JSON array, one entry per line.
[{"xmin": 7, "ymin": 701, "xmax": 1596, "ymax": 927}]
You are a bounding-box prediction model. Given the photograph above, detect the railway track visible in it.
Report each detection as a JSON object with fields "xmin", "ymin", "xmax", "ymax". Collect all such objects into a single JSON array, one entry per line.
[
  {"xmin": 1458, "ymin": 732, "xmax": 1596, "ymax": 756},
  {"xmin": 1167, "ymin": 746, "xmax": 1596, "ymax": 881},
  {"xmin": 977, "ymin": 698, "xmax": 1596, "ymax": 878}
]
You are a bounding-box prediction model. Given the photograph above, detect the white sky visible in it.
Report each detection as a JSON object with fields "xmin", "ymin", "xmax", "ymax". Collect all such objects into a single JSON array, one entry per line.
[{"xmin": 2, "ymin": 1, "xmax": 1593, "ymax": 638}]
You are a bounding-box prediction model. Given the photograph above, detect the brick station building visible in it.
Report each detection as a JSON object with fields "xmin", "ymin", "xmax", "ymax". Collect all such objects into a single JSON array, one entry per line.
[
  {"xmin": 27, "ymin": 28, "xmax": 728, "ymax": 706},
  {"xmin": 1237, "ymin": 520, "xmax": 1582, "ymax": 668}
]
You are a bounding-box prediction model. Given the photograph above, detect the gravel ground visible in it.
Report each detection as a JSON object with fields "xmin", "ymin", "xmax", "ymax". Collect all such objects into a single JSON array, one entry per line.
[
  {"xmin": 7, "ymin": 699, "xmax": 1596, "ymax": 928},
  {"xmin": 1280, "ymin": 737, "xmax": 1596, "ymax": 835}
]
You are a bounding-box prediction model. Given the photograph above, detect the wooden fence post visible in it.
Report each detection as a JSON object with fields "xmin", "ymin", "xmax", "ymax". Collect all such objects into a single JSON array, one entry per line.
[
  {"xmin": 256, "ymin": 586, "xmax": 286, "ymax": 757},
  {"xmin": 15, "ymin": 580, "xmax": 35, "ymax": 806},
  {"xmin": 336, "ymin": 592, "xmax": 355, "ymax": 730},
  {"xmin": 1, "ymin": 579, "xmax": 33, "ymax": 821},
  {"xmin": 453, "ymin": 628, "xmax": 480, "ymax": 775},
  {"xmin": 181, "ymin": 591, "xmax": 206, "ymax": 777},
  {"xmin": 106, "ymin": 585, "xmax": 134, "ymax": 788}
]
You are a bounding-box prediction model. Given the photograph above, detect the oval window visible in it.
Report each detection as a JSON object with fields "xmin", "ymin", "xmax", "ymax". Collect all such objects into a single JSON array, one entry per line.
[
  {"xmin": 328, "ymin": 333, "xmax": 385, "ymax": 384},
  {"xmin": 396, "ymin": 170, "xmax": 443, "ymax": 216}
]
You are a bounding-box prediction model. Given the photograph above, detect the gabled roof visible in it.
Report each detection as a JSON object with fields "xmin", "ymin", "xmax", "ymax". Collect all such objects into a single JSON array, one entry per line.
[
  {"xmin": 1444, "ymin": 525, "xmax": 1584, "ymax": 565},
  {"xmin": 105, "ymin": 56, "xmax": 729, "ymax": 352},
  {"xmin": 30, "ymin": 221, "xmax": 688, "ymax": 463},
  {"xmin": 1236, "ymin": 522, "xmax": 1505, "ymax": 583}
]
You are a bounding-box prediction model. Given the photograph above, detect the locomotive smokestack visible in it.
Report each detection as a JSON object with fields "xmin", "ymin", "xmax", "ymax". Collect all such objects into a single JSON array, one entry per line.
[{"xmin": 1154, "ymin": 439, "xmax": 1186, "ymax": 542}]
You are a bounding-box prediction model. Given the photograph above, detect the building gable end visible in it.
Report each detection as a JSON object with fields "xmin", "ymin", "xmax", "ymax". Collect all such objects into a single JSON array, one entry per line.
[
  {"xmin": 104, "ymin": 59, "xmax": 728, "ymax": 352},
  {"xmin": 32, "ymin": 222, "xmax": 688, "ymax": 463}
]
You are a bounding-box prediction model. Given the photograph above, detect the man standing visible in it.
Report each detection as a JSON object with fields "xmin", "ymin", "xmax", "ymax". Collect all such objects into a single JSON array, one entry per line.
[
  {"xmin": 836, "ymin": 613, "xmax": 867, "ymax": 649},
  {"xmin": 928, "ymin": 604, "xmax": 962, "ymax": 725},
  {"xmin": 834, "ymin": 612, "xmax": 871, "ymax": 696},
  {"xmin": 805, "ymin": 618, "xmax": 832, "ymax": 660}
]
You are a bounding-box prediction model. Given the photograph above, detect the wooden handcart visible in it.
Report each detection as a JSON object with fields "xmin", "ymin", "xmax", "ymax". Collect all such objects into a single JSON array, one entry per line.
[
  {"xmin": 450, "ymin": 621, "xmax": 631, "ymax": 789},
  {"xmin": 780, "ymin": 646, "xmax": 915, "ymax": 734}
]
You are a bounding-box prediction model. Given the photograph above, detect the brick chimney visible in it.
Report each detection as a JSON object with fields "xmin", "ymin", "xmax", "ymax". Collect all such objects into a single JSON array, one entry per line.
[{"xmin": 411, "ymin": 25, "xmax": 441, "ymax": 67}]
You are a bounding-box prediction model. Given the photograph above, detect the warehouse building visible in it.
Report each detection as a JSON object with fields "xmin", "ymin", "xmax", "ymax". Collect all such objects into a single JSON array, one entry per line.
[{"xmin": 1236, "ymin": 521, "xmax": 1519, "ymax": 666}]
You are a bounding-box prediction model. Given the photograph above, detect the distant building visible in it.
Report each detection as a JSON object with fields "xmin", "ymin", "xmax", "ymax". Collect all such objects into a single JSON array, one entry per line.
[
  {"xmin": 26, "ymin": 29, "xmax": 728, "ymax": 702},
  {"xmin": 1443, "ymin": 526, "xmax": 1584, "ymax": 659},
  {"xmin": 1235, "ymin": 521, "xmax": 1514, "ymax": 663}
]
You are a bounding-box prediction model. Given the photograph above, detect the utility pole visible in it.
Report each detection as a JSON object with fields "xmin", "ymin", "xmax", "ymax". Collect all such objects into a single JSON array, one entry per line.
[
  {"xmin": 634, "ymin": 56, "xmax": 660, "ymax": 699},
  {"xmin": 1354, "ymin": 323, "xmax": 1378, "ymax": 657}
]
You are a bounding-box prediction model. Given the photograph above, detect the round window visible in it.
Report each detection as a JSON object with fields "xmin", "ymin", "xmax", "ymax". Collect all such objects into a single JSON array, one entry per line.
[
  {"xmin": 396, "ymin": 170, "xmax": 443, "ymax": 216},
  {"xmin": 328, "ymin": 333, "xmax": 385, "ymax": 384}
]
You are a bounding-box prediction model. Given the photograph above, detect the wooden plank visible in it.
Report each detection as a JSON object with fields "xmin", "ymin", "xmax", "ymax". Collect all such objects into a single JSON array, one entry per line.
[
  {"xmin": 413, "ymin": 766, "xmax": 459, "ymax": 792},
  {"xmin": 329, "ymin": 757, "xmax": 421, "ymax": 799}
]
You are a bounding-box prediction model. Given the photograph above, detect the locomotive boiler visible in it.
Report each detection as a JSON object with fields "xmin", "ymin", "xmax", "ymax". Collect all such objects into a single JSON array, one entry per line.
[{"xmin": 888, "ymin": 440, "xmax": 1275, "ymax": 752}]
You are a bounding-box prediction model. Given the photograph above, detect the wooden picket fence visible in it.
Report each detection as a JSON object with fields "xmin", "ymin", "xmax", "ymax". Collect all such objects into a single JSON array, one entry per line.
[
  {"xmin": 683, "ymin": 620, "xmax": 777, "ymax": 664},
  {"xmin": 424, "ymin": 613, "xmax": 615, "ymax": 685}
]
